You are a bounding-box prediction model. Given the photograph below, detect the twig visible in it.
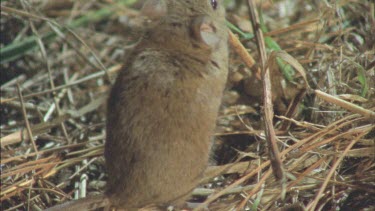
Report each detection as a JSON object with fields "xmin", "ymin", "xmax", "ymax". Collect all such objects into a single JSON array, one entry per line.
[
  {"xmin": 246, "ymin": 0, "xmax": 284, "ymax": 182},
  {"xmin": 264, "ymin": 18, "xmax": 320, "ymax": 37},
  {"xmin": 228, "ymin": 30, "xmax": 255, "ymax": 68},
  {"xmin": 307, "ymin": 130, "xmax": 370, "ymax": 211},
  {"xmin": 193, "ymin": 160, "xmax": 271, "ymax": 211},
  {"xmin": 1, "ymin": 114, "xmax": 70, "ymax": 147},
  {"xmin": 0, "ymin": 64, "xmax": 121, "ymax": 104},
  {"xmin": 315, "ymin": 90, "xmax": 375, "ymax": 119},
  {"xmin": 16, "ymin": 84, "xmax": 39, "ymax": 156},
  {"xmin": 21, "ymin": 1, "xmax": 71, "ymax": 143},
  {"xmin": 237, "ymin": 169, "xmax": 272, "ymax": 210}
]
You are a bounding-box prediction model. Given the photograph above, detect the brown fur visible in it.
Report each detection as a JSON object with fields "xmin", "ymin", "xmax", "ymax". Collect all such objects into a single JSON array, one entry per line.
[
  {"xmin": 105, "ymin": 0, "xmax": 228, "ymax": 209},
  {"xmin": 45, "ymin": 0, "xmax": 228, "ymax": 210}
]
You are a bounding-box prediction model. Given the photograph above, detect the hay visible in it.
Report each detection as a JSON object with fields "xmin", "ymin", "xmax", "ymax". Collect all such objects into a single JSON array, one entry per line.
[{"xmin": 1, "ymin": 0, "xmax": 374, "ymax": 210}]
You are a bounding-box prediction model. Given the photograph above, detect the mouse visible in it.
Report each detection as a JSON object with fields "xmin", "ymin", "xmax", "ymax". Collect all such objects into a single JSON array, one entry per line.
[
  {"xmin": 105, "ymin": 0, "xmax": 228, "ymax": 209},
  {"xmin": 45, "ymin": 0, "xmax": 228, "ymax": 210}
]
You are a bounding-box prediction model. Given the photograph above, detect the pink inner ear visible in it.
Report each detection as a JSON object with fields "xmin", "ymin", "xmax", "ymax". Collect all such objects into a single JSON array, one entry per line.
[
  {"xmin": 141, "ymin": 0, "xmax": 167, "ymax": 20},
  {"xmin": 200, "ymin": 30, "xmax": 220, "ymax": 48},
  {"xmin": 193, "ymin": 16, "xmax": 220, "ymax": 48}
]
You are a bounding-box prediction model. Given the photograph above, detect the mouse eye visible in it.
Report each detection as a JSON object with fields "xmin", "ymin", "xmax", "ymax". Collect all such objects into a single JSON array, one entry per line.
[{"xmin": 210, "ymin": 0, "xmax": 218, "ymax": 10}]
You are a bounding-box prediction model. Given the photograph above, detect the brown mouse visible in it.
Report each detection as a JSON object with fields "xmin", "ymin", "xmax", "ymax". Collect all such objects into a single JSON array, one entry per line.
[
  {"xmin": 46, "ymin": 0, "xmax": 228, "ymax": 210},
  {"xmin": 106, "ymin": 0, "xmax": 228, "ymax": 209}
]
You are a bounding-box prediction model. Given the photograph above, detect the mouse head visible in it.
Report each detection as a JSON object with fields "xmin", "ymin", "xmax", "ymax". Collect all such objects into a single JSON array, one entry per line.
[{"xmin": 140, "ymin": 0, "xmax": 227, "ymax": 53}]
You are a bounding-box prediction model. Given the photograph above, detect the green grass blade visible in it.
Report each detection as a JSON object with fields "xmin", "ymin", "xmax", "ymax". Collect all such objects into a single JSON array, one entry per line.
[{"xmin": 0, "ymin": 0, "xmax": 135, "ymax": 64}]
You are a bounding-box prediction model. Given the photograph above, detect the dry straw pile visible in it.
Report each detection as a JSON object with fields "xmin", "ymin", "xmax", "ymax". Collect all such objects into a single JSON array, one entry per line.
[{"xmin": 1, "ymin": 0, "xmax": 374, "ymax": 210}]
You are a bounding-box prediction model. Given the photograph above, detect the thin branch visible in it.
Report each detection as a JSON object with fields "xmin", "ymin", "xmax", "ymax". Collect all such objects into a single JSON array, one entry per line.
[
  {"xmin": 16, "ymin": 84, "xmax": 39, "ymax": 156},
  {"xmin": 246, "ymin": 0, "xmax": 284, "ymax": 182}
]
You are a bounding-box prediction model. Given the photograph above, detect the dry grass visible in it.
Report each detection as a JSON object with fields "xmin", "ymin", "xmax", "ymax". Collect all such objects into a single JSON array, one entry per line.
[{"xmin": 1, "ymin": 0, "xmax": 374, "ymax": 210}]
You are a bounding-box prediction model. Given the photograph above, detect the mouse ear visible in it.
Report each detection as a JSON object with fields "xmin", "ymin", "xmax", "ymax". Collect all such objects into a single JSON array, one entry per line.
[
  {"xmin": 192, "ymin": 16, "xmax": 220, "ymax": 48},
  {"xmin": 141, "ymin": 0, "xmax": 167, "ymax": 20}
]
